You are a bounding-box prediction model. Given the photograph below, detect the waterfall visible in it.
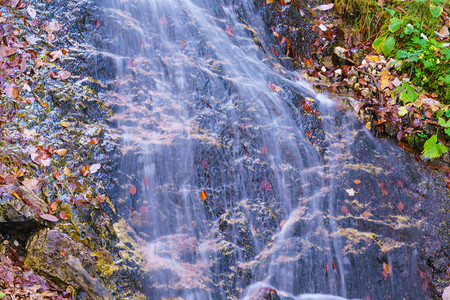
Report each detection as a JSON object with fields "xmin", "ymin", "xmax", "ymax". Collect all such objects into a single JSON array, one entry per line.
[{"xmin": 96, "ymin": 0, "xmax": 444, "ymax": 298}]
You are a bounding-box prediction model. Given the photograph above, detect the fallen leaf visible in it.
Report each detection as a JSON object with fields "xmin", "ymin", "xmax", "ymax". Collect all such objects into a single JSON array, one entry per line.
[
  {"xmin": 261, "ymin": 146, "xmax": 268, "ymax": 155},
  {"xmin": 268, "ymin": 82, "xmax": 283, "ymax": 92},
  {"xmin": 59, "ymin": 210, "xmax": 68, "ymax": 220},
  {"xmin": 27, "ymin": 5, "xmax": 36, "ymax": 18},
  {"xmin": 313, "ymin": 3, "xmax": 334, "ymax": 10},
  {"xmin": 363, "ymin": 210, "xmax": 370, "ymax": 219},
  {"xmin": 90, "ymin": 163, "xmax": 101, "ymax": 174},
  {"xmin": 280, "ymin": 219, "xmax": 287, "ymax": 228},
  {"xmin": 96, "ymin": 194, "xmax": 105, "ymax": 202},
  {"xmin": 58, "ymin": 70, "xmax": 71, "ymax": 80},
  {"xmin": 55, "ymin": 149, "xmax": 67, "ymax": 156},
  {"xmin": 353, "ymin": 179, "xmax": 361, "ymax": 185},
  {"xmin": 226, "ymin": 25, "xmax": 234, "ymax": 36},
  {"xmin": 202, "ymin": 159, "xmax": 208, "ymax": 169},
  {"xmin": 94, "ymin": 19, "xmax": 101, "ymax": 28},
  {"xmin": 143, "ymin": 176, "xmax": 149, "ymax": 187},
  {"xmin": 332, "ymin": 260, "xmax": 336, "ymax": 270},
  {"xmin": 60, "ymin": 121, "xmax": 71, "ymax": 127},
  {"xmin": 40, "ymin": 214, "xmax": 58, "ymax": 222},
  {"xmin": 88, "ymin": 138, "xmax": 99, "ymax": 145},
  {"xmin": 340, "ymin": 205, "xmax": 349, "ymax": 214},
  {"xmin": 345, "ymin": 188, "xmax": 356, "ymax": 196},
  {"xmin": 130, "ymin": 184, "xmax": 137, "ymax": 195},
  {"xmin": 378, "ymin": 69, "xmax": 392, "ymax": 91},
  {"xmin": 5, "ymin": 84, "xmax": 19, "ymax": 99},
  {"xmin": 383, "ymin": 262, "xmax": 391, "ymax": 274},
  {"xmin": 200, "ymin": 190, "xmax": 207, "ymax": 201},
  {"xmin": 397, "ymin": 201, "xmax": 404, "ymax": 212},
  {"xmin": 261, "ymin": 181, "xmax": 272, "ymax": 191},
  {"xmin": 63, "ymin": 166, "xmax": 71, "ymax": 177}
]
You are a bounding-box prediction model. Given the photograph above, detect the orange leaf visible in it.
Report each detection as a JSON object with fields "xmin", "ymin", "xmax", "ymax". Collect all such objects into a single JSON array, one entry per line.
[
  {"xmin": 397, "ymin": 201, "xmax": 404, "ymax": 212},
  {"xmin": 55, "ymin": 149, "xmax": 67, "ymax": 156},
  {"xmin": 353, "ymin": 179, "xmax": 361, "ymax": 184},
  {"xmin": 130, "ymin": 184, "xmax": 137, "ymax": 195},
  {"xmin": 268, "ymin": 82, "xmax": 282, "ymax": 92},
  {"xmin": 59, "ymin": 211, "xmax": 68, "ymax": 220},
  {"xmin": 96, "ymin": 194, "xmax": 106, "ymax": 202},
  {"xmin": 60, "ymin": 121, "xmax": 71, "ymax": 127},
  {"xmin": 6, "ymin": 84, "xmax": 19, "ymax": 99},
  {"xmin": 383, "ymin": 262, "xmax": 391, "ymax": 274},
  {"xmin": 363, "ymin": 210, "xmax": 370, "ymax": 219},
  {"xmin": 340, "ymin": 205, "xmax": 349, "ymax": 214},
  {"xmin": 200, "ymin": 190, "xmax": 207, "ymax": 201}
]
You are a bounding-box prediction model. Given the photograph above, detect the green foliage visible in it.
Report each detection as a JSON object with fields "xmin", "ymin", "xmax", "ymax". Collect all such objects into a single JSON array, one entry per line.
[
  {"xmin": 371, "ymin": 0, "xmax": 450, "ymax": 102},
  {"xmin": 422, "ymin": 135, "xmax": 449, "ymax": 159},
  {"xmin": 398, "ymin": 83, "xmax": 419, "ymax": 103}
]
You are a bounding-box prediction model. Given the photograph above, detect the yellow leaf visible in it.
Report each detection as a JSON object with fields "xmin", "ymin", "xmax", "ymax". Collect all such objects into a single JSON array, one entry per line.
[
  {"xmin": 266, "ymin": 0, "xmax": 273, "ymax": 3},
  {"xmin": 55, "ymin": 149, "xmax": 67, "ymax": 156},
  {"xmin": 11, "ymin": 191, "xmax": 21, "ymax": 200},
  {"xmin": 366, "ymin": 55, "xmax": 379, "ymax": 62},
  {"xmin": 63, "ymin": 166, "xmax": 71, "ymax": 177}
]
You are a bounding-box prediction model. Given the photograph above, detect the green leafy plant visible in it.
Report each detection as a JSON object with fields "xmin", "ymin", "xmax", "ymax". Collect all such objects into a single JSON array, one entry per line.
[
  {"xmin": 422, "ymin": 134, "xmax": 449, "ymax": 158},
  {"xmin": 372, "ymin": 0, "xmax": 450, "ymax": 102}
]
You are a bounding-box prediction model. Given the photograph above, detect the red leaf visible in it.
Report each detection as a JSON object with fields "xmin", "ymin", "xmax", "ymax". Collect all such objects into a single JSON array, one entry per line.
[
  {"xmin": 340, "ymin": 205, "xmax": 349, "ymax": 214},
  {"xmin": 261, "ymin": 146, "xmax": 268, "ymax": 155},
  {"xmin": 280, "ymin": 219, "xmax": 286, "ymax": 228},
  {"xmin": 332, "ymin": 260, "xmax": 336, "ymax": 270},
  {"xmin": 419, "ymin": 270, "xmax": 426, "ymax": 278},
  {"xmin": 130, "ymin": 184, "xmax": 137, "ymax": 195},
  {"xmin": 202, "ymin": 159, "xmax": 208, "ymax": 169},
  {"xmin": 94, "ymin": 19, "xmax": 101, "ymax": 28},
  {"xmin": 226, "ymin": 25, "xmax": 234, "ymax": 36},
  {"xmin": 260, "ymin": 181, "xmax": 272, "ymax": 191},
  {"xmin": 143, "ymin": 176, "xmax": 149, "ymax": 187}
]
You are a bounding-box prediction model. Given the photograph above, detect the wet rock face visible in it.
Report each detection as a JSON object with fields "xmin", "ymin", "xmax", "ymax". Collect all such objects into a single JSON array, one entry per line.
[
  {"xmin": 24, "ymin": 229, "xmax": 96, "ymax": 288},
  {"xmin": 255, "ymin": 0, "xmax": 317, "ymax": 61}
]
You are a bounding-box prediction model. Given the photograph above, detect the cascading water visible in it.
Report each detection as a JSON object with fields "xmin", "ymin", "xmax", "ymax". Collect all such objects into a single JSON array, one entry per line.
[{"xmin": 96, "ymin": 0, "xmax": 449, "ymax": 299}]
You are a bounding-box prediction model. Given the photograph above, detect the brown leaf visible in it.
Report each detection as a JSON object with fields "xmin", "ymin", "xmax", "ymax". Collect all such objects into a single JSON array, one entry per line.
[{"xmin": 96, "ymin": 194, "xmax": 105, "ymax": 202}]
